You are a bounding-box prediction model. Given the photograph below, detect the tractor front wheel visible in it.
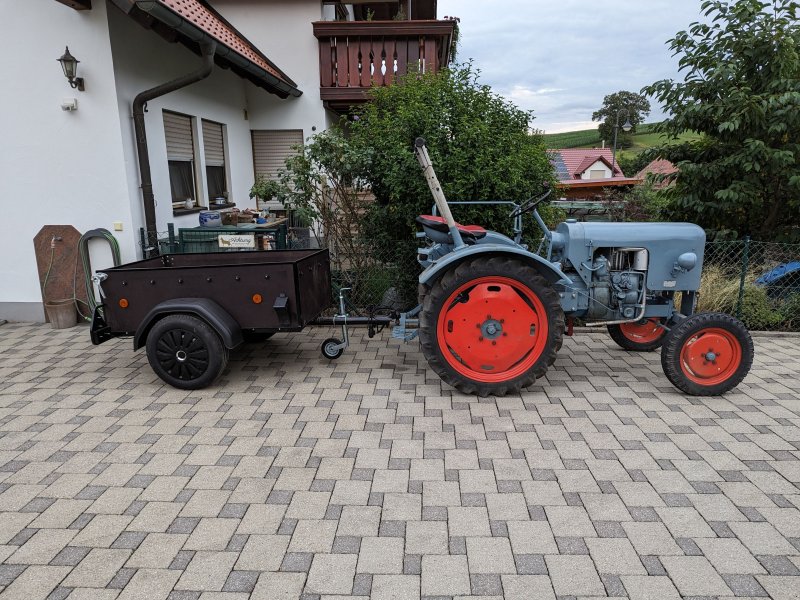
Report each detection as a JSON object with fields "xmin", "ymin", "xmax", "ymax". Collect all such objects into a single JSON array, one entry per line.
[
  {"xmin": 419, "ymin": 257, "xmax": 565, "ymax": 396},
  {"xmin": 608, "ymin": 318, "xmax": 667, "ymax": 351},
  {"xmin": 661, "ymin": 312, "xmax": 753, "ymax": 396}
]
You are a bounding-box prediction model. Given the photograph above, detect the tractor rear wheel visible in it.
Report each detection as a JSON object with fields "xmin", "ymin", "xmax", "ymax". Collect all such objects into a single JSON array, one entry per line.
[
  {"xmin": 608, "ymin": 318, "xmax": 667, "ymax": 351},
  {"xmin": 661, "ymin": 312, "xmax": 753, "ymax": 396},
  {"xmin": 419, "ymin": 257, "xmax": 564, "ymax": 396}
]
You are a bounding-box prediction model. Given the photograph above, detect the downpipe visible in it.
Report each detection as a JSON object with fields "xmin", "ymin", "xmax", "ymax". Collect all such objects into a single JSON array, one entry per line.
[{"xmin": 132, "ymin": 42, "xmax": 217, "ymax": 255}]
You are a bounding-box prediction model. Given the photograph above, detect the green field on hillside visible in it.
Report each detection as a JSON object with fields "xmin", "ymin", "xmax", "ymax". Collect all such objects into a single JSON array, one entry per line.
[{"xmin": 543, "ymin": 123, "xmax": 700, "ymax": 159}]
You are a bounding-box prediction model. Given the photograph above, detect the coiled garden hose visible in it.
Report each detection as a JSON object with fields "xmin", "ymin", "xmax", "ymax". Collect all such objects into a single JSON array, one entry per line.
[{"xmin": 79, "ymin": 229, "xmax": 121, "ymax": 318}]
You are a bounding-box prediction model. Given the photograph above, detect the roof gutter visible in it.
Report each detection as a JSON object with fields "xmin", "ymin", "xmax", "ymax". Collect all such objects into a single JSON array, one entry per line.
[
  {"xmin": 133, "ymin": 42, "xmax": 216, "ymax": 252},
  {"xmin": 136, "ymin": 1, "xmax": 301, "ymax": 98}
]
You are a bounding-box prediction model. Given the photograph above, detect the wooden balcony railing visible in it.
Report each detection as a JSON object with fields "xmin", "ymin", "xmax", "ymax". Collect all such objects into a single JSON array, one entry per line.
[{"xmin": 312, "ymin": 20, "xmax": 456, "ymax": 111}]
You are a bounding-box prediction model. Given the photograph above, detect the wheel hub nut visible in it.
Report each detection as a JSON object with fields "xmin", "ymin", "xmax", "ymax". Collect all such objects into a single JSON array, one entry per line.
[
  {"xmin": 705, "ymin": 351, "xmax": 717, "ymax": 362},
  {"xmin": 175, "ymin": 350, "xmax": 188, "ymax": 362},
  {"xmin": 480, "ymin": 319, "xmax": 503, "ymax": 341}
]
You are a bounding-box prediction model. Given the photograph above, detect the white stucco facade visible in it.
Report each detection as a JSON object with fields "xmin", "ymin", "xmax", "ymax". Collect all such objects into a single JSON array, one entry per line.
[
  {"xmin": 579, "ymin": 160, "xmax": 613, "ymax": 180},
  {"xmin": 1, "ymin": 0, "xmax": 331, "ymax": 322},
  {"xmin": 2, "ymin": 0, "xmax": 134, "ymax": 321}
]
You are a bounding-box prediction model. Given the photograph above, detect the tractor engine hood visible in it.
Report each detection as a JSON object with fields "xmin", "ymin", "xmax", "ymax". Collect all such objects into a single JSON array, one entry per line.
[{"xmin": 555, "ymin": 221, "xmax": 706, "ymax": 292}]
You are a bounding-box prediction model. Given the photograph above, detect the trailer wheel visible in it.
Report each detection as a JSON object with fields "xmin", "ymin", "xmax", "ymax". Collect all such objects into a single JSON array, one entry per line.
[
  {"xmin": 146, "ymin": 314, "xmax": 229, "ymax": 390},
  {"xmin": 608, "ymin": 318, "xmax": 666, "ymax": 351},
  {"xmin": 419, "ymin": 256, "xmax": 564, "ymax": 396},
  {"xmin": 661, "ymin": 312, "xmax": 753, "ymax": 396},
  {"xmin": 321, "ymin": 338, "xmax": 344, "ymax": 360}
]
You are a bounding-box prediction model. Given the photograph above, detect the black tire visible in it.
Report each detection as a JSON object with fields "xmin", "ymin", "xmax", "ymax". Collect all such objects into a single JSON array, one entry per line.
[
  {"xmin": 321, "ymin": 338, "xmax": 344, "ymax": 360},
  {"xmin": 242, "ymin": 331, "xmax": 275, "ymax": 343},
  {"xmin": 608, "ymin": 318, "xmax": 667, "ymax": 352},
  {"xmin": 661, "ymin": 312, "xmax": 754, "ymax": 396},
  {"xmin": 419, "ymin": 256, "xmax": 565, "ymax": 396},
  {"xmin": 146, "ymin": 314, "xmax": 229, "ymax": 390}
]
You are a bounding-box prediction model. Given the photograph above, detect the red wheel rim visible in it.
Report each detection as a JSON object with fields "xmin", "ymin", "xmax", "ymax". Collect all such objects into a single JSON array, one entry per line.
[
  {"xmin": 436, "ymin": 276, "xmax": 549, "ymax": 384},
  {"xmin": 619, "ymin": 318, "xmax": 665, "ymax": 344},
  {"xmin": 679, "ymin": 327, "xmax": 742, "ymax": 386}
]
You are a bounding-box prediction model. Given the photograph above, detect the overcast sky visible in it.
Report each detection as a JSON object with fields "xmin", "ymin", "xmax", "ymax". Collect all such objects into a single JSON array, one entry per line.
[{"xmin": 437, "ymin": 0, "xmax": 704, "ymax": 133}]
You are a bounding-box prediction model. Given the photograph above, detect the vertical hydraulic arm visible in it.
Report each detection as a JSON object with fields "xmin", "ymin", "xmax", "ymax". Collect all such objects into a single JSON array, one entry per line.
[{"xmin": 414, "ymin": 138, "xmax": 466, "ymax": 249}]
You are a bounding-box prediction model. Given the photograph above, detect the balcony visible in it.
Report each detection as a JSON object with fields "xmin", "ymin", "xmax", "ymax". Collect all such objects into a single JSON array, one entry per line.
[{"xmin": 312, "ymin": 20, "xmax": 456, "ymax": 112}]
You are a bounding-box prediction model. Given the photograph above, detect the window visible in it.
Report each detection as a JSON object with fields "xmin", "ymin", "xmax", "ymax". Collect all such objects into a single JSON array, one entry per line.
[
  {"xmin": 589, "ymin": 169, "xmax": 607, "ymax": 180},
  {"xmin": 202, "ymin": 120, "xmax": 228, "ymax": 203},
  {"xmin": 251, "ymin": 129, "xmax": 304, "ymax": 210},
  {"xmin": 163, "ymin": 111, "xmax": 200, "ymax": 210}
]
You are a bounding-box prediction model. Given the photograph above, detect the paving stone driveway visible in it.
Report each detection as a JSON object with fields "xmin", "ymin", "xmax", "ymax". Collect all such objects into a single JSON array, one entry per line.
[{"xmin": 0, "ymin": 322, "xmax": 799, "ymax": 600}]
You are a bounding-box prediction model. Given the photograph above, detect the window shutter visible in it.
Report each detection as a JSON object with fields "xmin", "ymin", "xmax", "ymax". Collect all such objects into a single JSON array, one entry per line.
[
  {"xmin": 163, "ymin": 112, "xmax": 194, "ymax": 161},
  {"xmin": 252, "ymin": 130, "xmax": 304, "ymax": 180},
  {"xmin": 202, "ymin": 120, "xmax": 225, "ymax": 167}
]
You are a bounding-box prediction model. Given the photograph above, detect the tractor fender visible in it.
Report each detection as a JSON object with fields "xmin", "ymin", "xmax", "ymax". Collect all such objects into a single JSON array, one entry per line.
[
  {"xmin": 419, "ymin": 244, "xmax": 572, "ymax": 288},
  {"xmin": 133, "ymin": 298, "xmax": 243, "ymax": 351}
]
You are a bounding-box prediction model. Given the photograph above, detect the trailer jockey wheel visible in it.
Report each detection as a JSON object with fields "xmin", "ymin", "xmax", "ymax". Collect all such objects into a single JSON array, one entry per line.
[
  {"xmin": 661, "ymin": 312, "xmax": 754, "ymax": 396},
  {"xmin": 321, "ymin": 338, "xmax": 344, "ymax": 360},
  {"xmin": 146, "ymin": 314, "xmax": 229, "ymax": 390},
  {"xmin": 608, "ymin": 318, "xmax": 667, "ymax": 351},
  {"xmin": 419, "ymin": 256, "xmax": 564, "ymax": 397}
]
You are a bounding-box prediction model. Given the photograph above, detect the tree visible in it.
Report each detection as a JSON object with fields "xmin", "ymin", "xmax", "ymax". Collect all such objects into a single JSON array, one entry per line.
[
  {"xmin": 643, "ymin": 0, "xmax": 800, "ymax": 240},
  {"xmin": 349, "ymin": 62, "xmax": 558, "ymax": 248},
  {"xmin": 592, "ymin": 91, "xmax": 651, "ymax": 146},
  {"xmin": 268, "ymin": 63, "xmax": 560, "ymax": 307}
]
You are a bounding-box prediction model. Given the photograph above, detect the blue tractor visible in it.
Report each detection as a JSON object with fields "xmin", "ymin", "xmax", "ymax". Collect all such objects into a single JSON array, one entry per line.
[{"xmin": 408, "ymin": 139, "xmax": 754, "ymax": 397}]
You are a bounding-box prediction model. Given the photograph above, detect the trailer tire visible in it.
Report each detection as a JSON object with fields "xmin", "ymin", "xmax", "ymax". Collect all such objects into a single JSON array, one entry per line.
[
  {"xmin": 146, "ymin": 314, "xmax": 229, "ymax": 390},
  {"xmin": 419, "ymin": 256, "xmax": 564, "ymax": 397},
  {"xmin": 661, "ymin": 312, "xmax": 753, "ymax": 396}
]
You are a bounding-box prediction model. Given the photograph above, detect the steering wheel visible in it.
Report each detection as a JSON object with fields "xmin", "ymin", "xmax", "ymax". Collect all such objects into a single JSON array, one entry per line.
[{"xmin": 509, "ymin": 186, "xmax": 552, "ymax": 219}]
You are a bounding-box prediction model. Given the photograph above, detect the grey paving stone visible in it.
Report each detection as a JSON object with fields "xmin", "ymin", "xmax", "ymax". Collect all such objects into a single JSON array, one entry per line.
[
  {"xmin": 514, "ymin": 553, "xmax": 548, "ymax": 575},
  {"xmin": 404, "ymin": 554, "xmax": 422, "ymax": 575},
  {"xmin": 169, "ymin": 550, "xmax": 195, "ymax": 571},
  {"xmin": 641, "ymin": 555, "xmax": 667, "ymax": 576},
  {"xmin": 281, "ymin": 552, "xmax": 314, "ymax": 572},
  {"xmin": 676, "ymin": 537, "xmax": 703, "ymax": 556},
  {"xmin": 106, "ymin": 567, "xmax": 136, "ymax": 589},
  {"xmin": 222, "ymin": 570, "xmax": 259, "ymax": 593},
  {"xmin": 757, "ymin": 555, "xmax": 800, "ymax": 575},
  {"xmin": 470, "ymin": 573, "xmax": 502, "ymax": 596},
  {"xmin": 49, "ymin": 546, "xmax": 91, "ymax": 567},
  {"xmin": 601, "ymin": 574, "xmax": 626, "ymax": 597},
  {"xmin": 595, "ymin": 521, "xmax": 627, "ymax": 538},
  {"xmin": 721, "ymin": 573, "xmax": 769, "ymax": 597},
  {"xmin": 555, "ymin": 536, "xmax": 589, "ymax": 555},
  {"xmin": 45, "ymin": 586, "xmax": 71, "ymax": 600},
  {"xmin": 0, "ymin": 565, "xmax": 26, "ymax": 586}
]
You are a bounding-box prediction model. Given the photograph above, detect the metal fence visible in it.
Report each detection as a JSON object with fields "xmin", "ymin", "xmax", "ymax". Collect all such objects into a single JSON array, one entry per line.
[
  {"xmin": 139, "ymin": 228, "xmax": 800, "ymax": 331},
  {"xmin": 702, "ymin": 239, "xmax": 800, "ymax": 332}
]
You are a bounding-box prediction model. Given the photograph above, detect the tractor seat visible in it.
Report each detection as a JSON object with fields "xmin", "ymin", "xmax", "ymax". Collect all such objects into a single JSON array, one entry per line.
[{"xmin": 416, "ymin": 215, "xmax": 487, "ymax": 241}]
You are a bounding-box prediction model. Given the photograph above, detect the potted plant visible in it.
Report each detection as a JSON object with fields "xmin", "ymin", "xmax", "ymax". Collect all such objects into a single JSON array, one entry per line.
[{"xmin": 249, "ymin": 176, "xmax": 282, "ymax": 212}]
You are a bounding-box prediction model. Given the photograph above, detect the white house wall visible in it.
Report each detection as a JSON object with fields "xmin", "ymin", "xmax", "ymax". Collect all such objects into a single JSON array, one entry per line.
[
  {"xmin": 579, "ymin": 160, "xmax": 613, "ymax": 180},
  {"xmin": 1, "ymin": 0, "xmax": 335, "ymax": 322},
  {"xmin": 106, "ymin": 5, "xmax": 263, "ymax": 236},
  {"xmin": 213, "ymin": 0, "xmax": 334, "ymax": 136},
  {"xmin": 0, "ymin": 0, "xmax": 134, "ymax": 322}
]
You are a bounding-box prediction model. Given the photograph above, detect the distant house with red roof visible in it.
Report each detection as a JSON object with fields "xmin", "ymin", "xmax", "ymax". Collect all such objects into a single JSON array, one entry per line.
[
  {"xmin": 636, "ymin": 159, "xmax": 678, "ymax": 189},
  {"xmin": 550, "ymin": 148, "xmax": 642, "ymax": 199}
]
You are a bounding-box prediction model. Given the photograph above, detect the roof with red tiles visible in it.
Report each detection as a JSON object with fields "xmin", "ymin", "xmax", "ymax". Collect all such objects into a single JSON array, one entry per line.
[
  {"xmin": 159, "ymin": 0, "xmax": 285, "ymax": 81},
  {"xmin": 636, "ymin": 158, "xmax": 678, "ymax": 179},
  {"xmin": 110, "ymin": 0, "xmax": 299, "ymax": 96},
  {"xmin": 550, "ymin": 148, "xmax": 625, "ymax": 182}
]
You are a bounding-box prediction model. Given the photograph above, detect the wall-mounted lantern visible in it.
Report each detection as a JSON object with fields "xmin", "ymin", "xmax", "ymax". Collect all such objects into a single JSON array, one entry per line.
[{"xmin": 57, "ymin": 47, "xmax": 85, "ymax": 91}]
